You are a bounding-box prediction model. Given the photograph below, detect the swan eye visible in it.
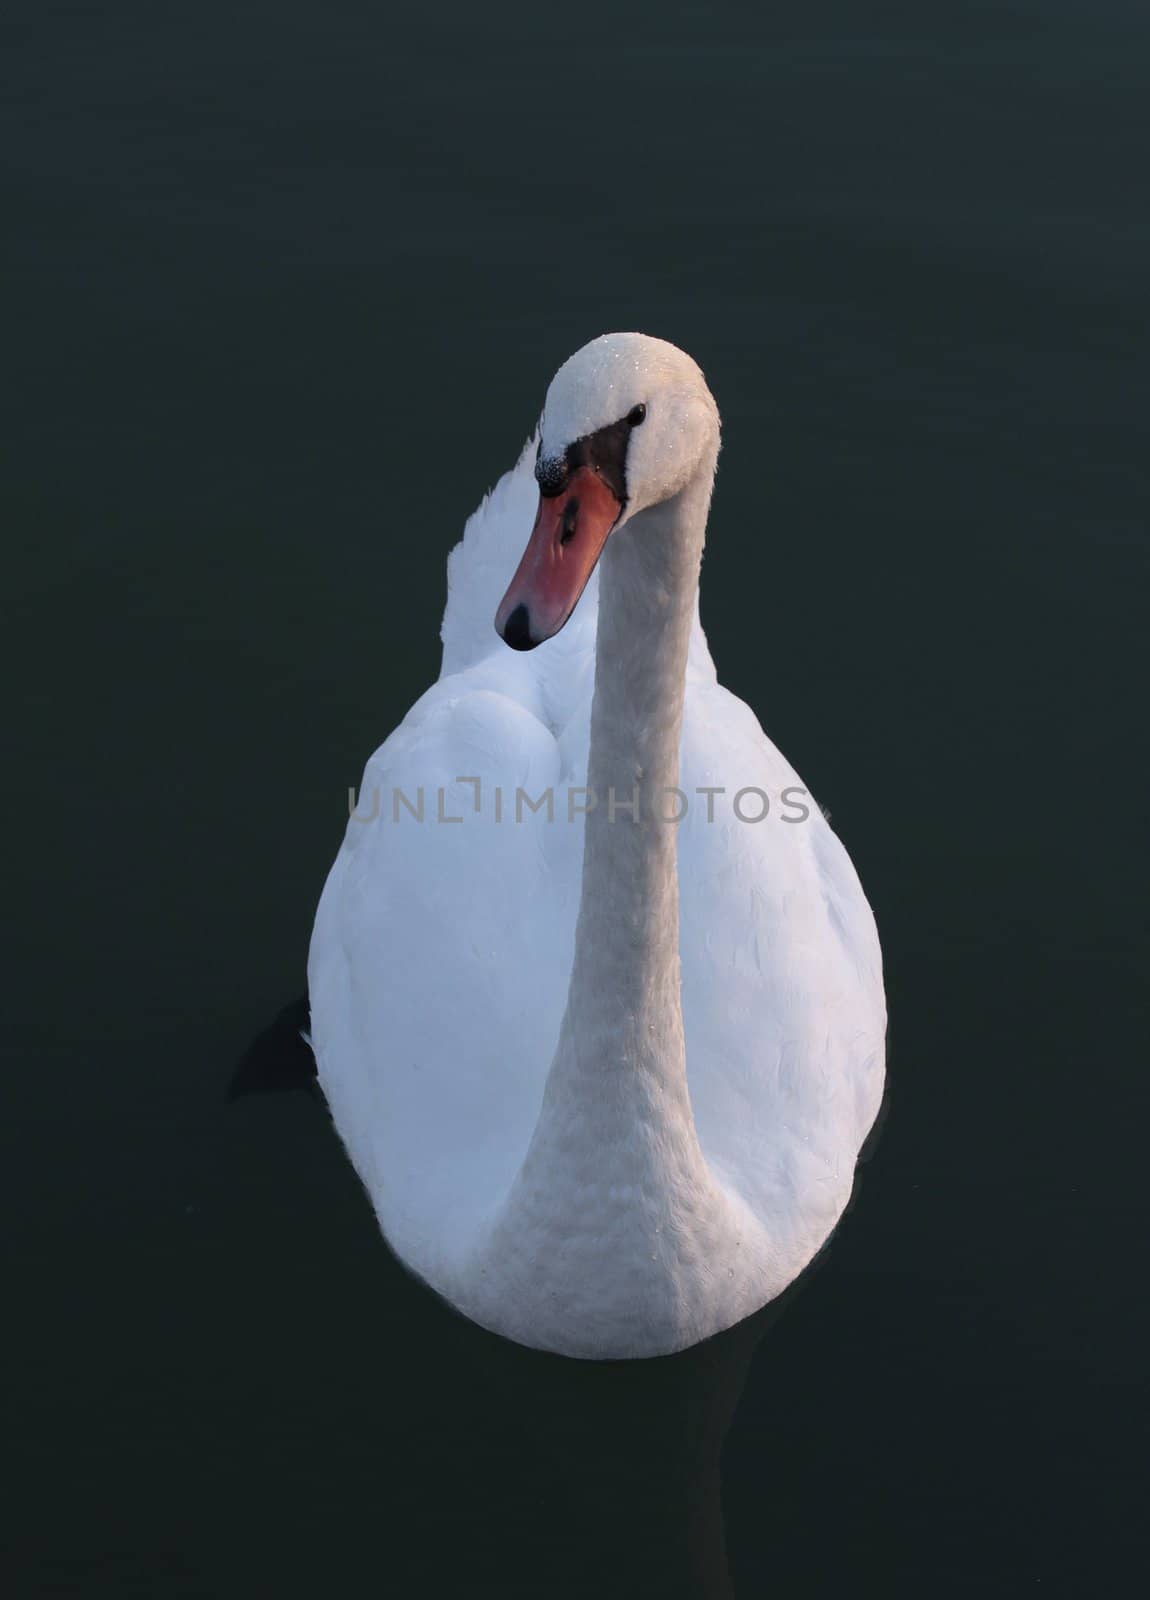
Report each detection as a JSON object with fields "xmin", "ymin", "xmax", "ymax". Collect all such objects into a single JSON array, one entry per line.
[{"xmin": 627, "ymin": 404, "xmax": 647, "ymax": 427}]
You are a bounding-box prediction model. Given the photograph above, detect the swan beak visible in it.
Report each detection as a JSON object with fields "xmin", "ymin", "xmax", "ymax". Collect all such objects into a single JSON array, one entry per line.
[{"xmin": 495, "ymin": 466, "xmax": 623, "ymax": 650}]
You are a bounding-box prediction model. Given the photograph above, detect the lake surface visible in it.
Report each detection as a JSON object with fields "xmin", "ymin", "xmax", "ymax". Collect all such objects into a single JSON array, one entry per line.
[{"xmin": 5, "ymin": 2, "xmax": 1147, "ymax": 1594}]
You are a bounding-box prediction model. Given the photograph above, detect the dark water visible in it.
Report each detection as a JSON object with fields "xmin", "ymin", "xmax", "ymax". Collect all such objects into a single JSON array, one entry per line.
[{"xmin": 5, "ymin": 2, "xmax": 1147, "ymax": 1594}]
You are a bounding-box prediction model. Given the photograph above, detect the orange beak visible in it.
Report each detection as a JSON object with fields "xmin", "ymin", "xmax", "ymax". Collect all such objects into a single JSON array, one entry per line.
[{"xmin": 495, "ymin": 466, "xmax": 623, "ymax": 650}]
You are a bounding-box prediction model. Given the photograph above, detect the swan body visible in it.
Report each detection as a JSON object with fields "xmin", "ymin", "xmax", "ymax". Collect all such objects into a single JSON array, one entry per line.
[{"xmin": 309, "ymin": 334, "xmax": 885, "ymax": 1359}]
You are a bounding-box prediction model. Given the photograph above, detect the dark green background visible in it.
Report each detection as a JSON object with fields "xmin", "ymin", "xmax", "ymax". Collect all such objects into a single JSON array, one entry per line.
[{"xmin": 5, "ymin": 2, "xmax": 1147, "ymax": 1595}]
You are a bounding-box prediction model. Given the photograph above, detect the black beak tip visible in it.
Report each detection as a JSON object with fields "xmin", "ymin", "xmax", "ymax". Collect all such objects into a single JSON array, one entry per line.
[{"xmin": 499, "ymin": 603, "xmax": 538, "ymax": 651}]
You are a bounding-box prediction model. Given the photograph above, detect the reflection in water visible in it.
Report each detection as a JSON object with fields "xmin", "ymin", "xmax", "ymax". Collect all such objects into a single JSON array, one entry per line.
[
  {"xmin": 231, "ymin": 1009, "xmax": 794, "ymax": 1597},
  {"xmin": 425, "ymin": 1278, "xmax": 787, "ymax": 1598}
]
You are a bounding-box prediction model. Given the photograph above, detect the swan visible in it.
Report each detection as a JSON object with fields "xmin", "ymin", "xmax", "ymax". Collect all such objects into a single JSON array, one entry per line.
[{"xmin": 308, "ymin": 332, "xmax": 885, "ymax": 1359}]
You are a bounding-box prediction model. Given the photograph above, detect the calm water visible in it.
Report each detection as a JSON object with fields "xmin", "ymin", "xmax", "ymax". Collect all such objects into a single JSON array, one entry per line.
[{"xmin": 6, "ymin": 3, "xmax": 1147, "ymax": 1594}]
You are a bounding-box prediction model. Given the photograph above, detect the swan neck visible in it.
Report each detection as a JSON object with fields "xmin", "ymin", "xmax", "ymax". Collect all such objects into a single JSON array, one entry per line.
[
  {"xmin": 558, "ymin": 460, "xmax": 714, "ymax": 1077},
  {"xmin": 471, "ymin": 454, "xmax": 724, "ymax": 1332}
]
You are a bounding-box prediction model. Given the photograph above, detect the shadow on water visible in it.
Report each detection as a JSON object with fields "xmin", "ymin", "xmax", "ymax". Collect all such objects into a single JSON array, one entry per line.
[{"xmin": 227, "ymin": 1005, "xmax": 801, "ymax": 1598}]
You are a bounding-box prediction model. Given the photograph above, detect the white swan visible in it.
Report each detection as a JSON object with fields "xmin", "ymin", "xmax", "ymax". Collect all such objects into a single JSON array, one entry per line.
[{"xmin": 308, "ymin": 332, "xmax": 885, "ymax": 1359}]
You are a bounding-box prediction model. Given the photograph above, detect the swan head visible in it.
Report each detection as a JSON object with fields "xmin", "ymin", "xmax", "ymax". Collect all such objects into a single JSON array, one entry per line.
[{"xmin": 495, "ymin": 332, "xmax": 720, "ymax": 651}]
